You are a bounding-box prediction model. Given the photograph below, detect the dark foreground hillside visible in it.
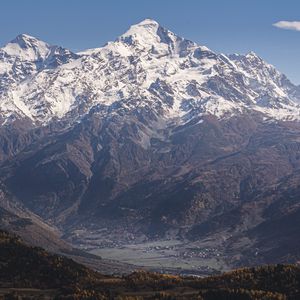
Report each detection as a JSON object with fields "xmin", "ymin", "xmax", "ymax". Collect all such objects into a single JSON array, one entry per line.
[{"xmin": 0, "ymin": 230, "xmax": 299, "ymax": 299}]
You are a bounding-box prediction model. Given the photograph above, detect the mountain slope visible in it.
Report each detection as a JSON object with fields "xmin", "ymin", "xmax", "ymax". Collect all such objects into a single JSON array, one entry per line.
[
  {"xmin": 0, "ymin": 34, "xmax": 79, "ymax": 123},
  {"xmin": 1, "ymin": 19, "xmax": 300, "ymax": 269}
]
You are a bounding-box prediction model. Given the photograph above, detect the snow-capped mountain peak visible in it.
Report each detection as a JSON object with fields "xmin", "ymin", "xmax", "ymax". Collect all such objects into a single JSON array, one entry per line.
[
  {"xmin": 123, "ymin": 18, "xmax": 160, "ymax": 33},
  {"xmin": 4, "ymin": 33, "xmax": 51, "ymax": 62},
  {"xmin": 0, "ymin": 34, "xmax": 79, "ymax": 122},
  {"xmin": 117, "ymin": 19, "xmax": 197, "ymax": 57},
  {"xmin": 119, "ymin": 18, "xmax": 163, "ymax": 43},
  {"xmin": 10, "ymin": 33, "xmax": 46, "ymax": 47},
  {"xmin": 0, "ymin": 19, "xmax": 300, "ymax": 125}
]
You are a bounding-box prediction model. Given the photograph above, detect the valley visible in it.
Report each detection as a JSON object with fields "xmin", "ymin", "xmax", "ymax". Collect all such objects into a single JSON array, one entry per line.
[
  {"xmin": 0, "ymin": 18, "xmax": 300, "ymax": 274},
  {"xmin": 1, "ymin": 229, "xmax": 300, "ymax": 299},
  {"xmin": 90, "ymin": 239, "xmax": 227, "ymax": 275}
]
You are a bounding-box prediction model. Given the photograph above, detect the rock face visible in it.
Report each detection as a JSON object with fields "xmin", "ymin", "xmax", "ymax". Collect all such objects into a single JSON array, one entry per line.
[{"xmin": 1, "ymin": 19, "xmax": 300, "ymax": 267}]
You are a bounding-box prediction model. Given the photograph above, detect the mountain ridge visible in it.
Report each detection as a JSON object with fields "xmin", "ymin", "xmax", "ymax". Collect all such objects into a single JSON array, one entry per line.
[
  {"xmin": 1, "ymin": 19, "xmax": 300, "ymax": 270},
  {"xmin": 0, "ymin": 19, "xmax": 300, "ymax": 126}
]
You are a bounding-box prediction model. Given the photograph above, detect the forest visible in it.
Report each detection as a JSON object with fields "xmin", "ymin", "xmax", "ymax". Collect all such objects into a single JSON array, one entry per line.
[{"xmin": 0, "ymin": 230, "xmax": 299, "ymax": 299}]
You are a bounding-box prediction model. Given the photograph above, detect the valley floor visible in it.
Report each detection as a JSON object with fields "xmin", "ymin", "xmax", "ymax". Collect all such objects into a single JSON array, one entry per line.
[{"xmin": 89, "ymin": 239, "xmax": 230, "ymax": 276}]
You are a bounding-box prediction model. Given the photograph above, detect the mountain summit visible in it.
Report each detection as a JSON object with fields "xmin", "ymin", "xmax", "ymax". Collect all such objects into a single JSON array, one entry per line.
[
  {"xmin": 0, "ymin": 19, "xmax": 299, "ymax": 124},
  {"xmin": 117, "ymin": 18, "xmax": 197, "ymax": 56}
]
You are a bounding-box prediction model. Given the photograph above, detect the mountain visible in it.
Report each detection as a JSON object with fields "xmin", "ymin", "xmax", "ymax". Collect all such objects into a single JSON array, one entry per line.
[
  {"xmin": 1, "ymin": 19, "xmax": 300, "ymax": 126},
  {"xmin": 1, "ymin": 19, "xmax": 300, "ymax": 269},
  {"xmin": 0, "ymin": 34, "xmax": 79, "ymax": 123}
]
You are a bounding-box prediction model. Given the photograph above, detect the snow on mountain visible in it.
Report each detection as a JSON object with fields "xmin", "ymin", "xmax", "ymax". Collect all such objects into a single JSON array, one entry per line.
[
  {"xmin": 0, "ymin": 34, "xmax": 79, "ymax": 122},
  {"xmin": 0, "ymin": 19, "xmax": 300, "ymax": 125}
]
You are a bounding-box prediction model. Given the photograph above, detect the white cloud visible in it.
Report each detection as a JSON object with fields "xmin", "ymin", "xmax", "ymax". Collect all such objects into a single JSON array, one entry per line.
[{"xmin": 273, "ymin": 21, "xmax": 300, "ymax": 31}]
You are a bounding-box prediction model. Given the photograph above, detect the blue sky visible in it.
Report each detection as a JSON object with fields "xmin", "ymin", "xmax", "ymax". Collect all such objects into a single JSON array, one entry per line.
[{"xmin": 1, "ymin": 0, "xmax": 300, "ymax": 83}]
